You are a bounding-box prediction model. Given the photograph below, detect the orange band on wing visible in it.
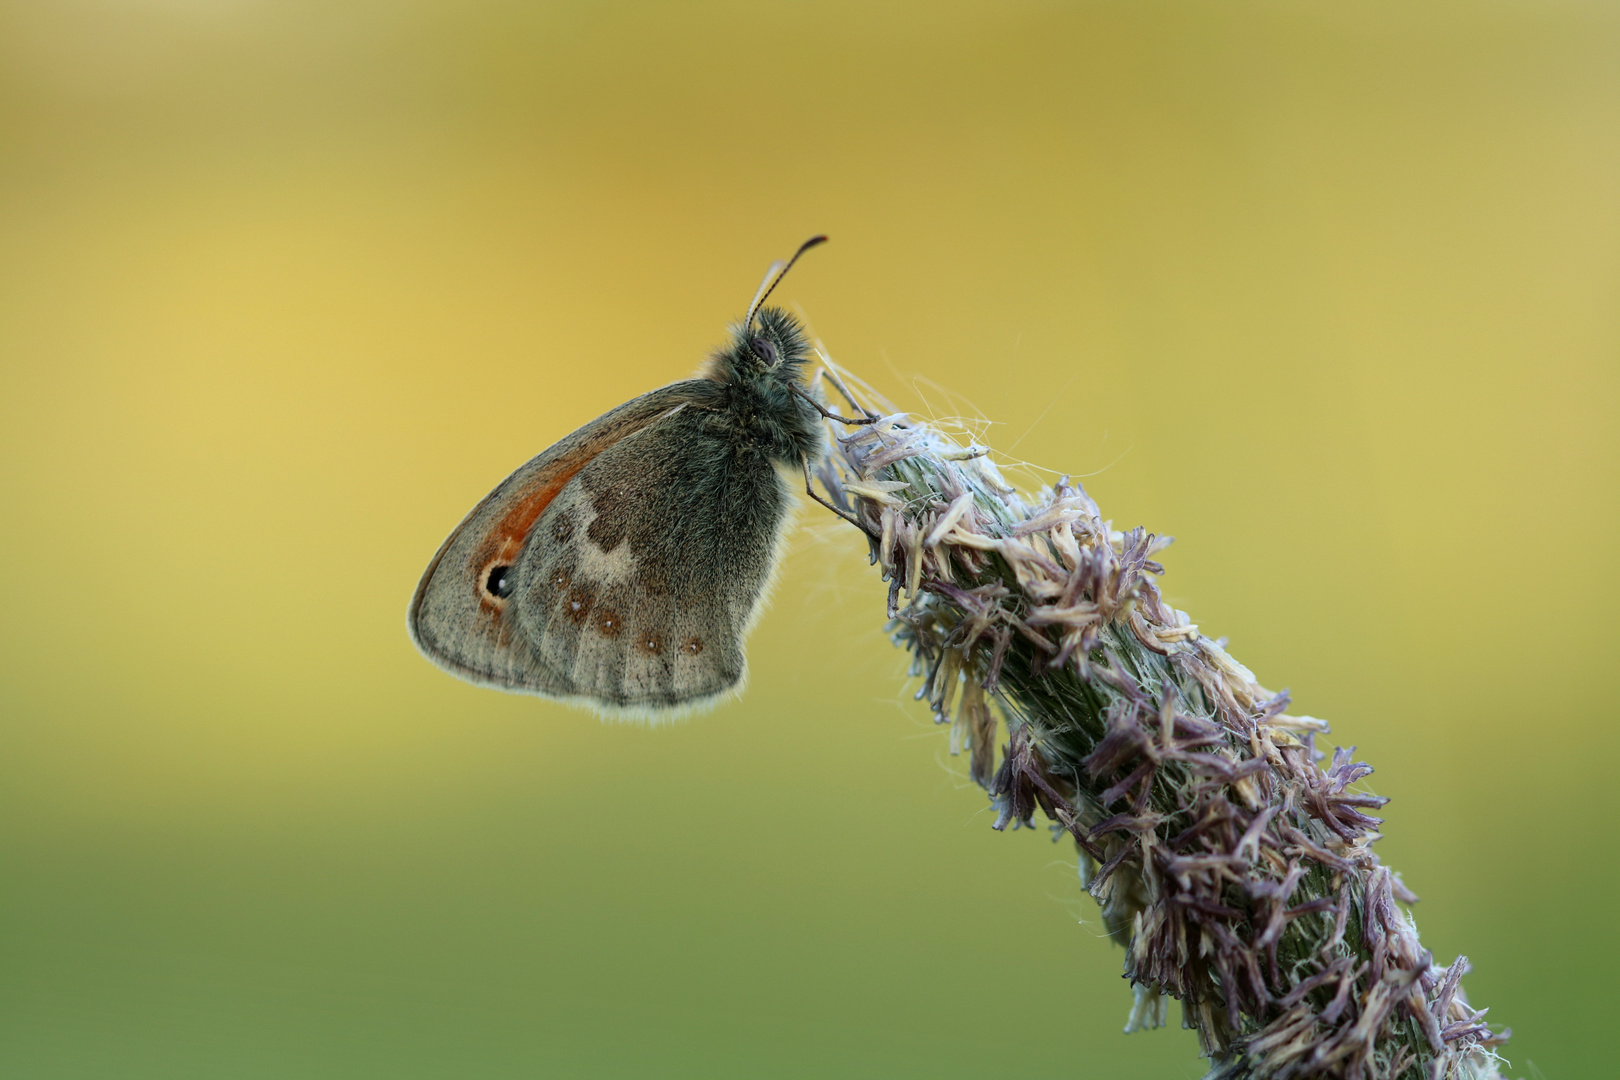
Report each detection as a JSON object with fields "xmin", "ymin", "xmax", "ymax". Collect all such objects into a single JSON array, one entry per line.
[
  {"xmin": 452, "ymin": 399, "xmax": 692, "ymax": 616},
  {"xmin": 481, "ymin": 461, "xmax": 589, "ymax": 567}
]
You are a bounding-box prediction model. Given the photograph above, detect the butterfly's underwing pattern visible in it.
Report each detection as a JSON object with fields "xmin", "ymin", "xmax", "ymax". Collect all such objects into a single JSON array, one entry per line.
[{"xmin": 409, "ymin": 256, "xmax": 830, "ymax": 717}]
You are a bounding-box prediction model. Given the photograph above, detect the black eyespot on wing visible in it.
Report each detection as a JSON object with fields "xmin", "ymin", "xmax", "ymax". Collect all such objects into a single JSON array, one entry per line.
[
  {"xmin": 485, "ymin": 565, "xmax": 515, "ymax": 599},
  {"xmin": 750, "ymin": 337, "xmax": 779, "ymax": 366}
]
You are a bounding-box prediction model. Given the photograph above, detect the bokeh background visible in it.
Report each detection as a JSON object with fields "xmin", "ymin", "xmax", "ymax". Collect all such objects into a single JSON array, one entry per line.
[{"xmin": 2, "ymin": 2, "xmax": 1616, "ymax": 1077}]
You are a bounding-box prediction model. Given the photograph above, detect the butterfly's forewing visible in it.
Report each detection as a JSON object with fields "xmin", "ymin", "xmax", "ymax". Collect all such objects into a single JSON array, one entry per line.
[
  {"xmin": 408, "ymin": 381, "xmax": 717, "ymax": 696},
  {"xmin": 512, "ymin": 406, "xmax": 795, "ymax": 712}
]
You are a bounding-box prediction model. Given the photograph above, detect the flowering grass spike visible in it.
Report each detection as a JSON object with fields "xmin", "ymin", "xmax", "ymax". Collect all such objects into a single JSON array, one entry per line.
[{"xmin": 807, "ymin": 361, "xmax": 1510, "ymax": 1080}]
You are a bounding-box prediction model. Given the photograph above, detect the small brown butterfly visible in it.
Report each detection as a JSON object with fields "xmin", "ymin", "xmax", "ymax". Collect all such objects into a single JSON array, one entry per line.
[{"xmin": 408, "ymin": 237, "xmax": 867, "ymax": 717}]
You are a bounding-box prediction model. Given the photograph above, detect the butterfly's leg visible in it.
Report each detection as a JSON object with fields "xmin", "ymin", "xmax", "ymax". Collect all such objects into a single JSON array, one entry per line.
[
  {"xmin": 814, "ymin": 367, "xmax": 881, "ymax": 421},
  {"xmin": 802, "ymin": 460, "xmax": 876, "ymax": 536},
  {"xmin": 791, "ymin": 384, "xmax": 881, "ymax": 426}
]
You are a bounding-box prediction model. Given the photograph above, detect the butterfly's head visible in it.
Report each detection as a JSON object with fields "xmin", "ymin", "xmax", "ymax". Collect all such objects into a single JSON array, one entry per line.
[
  {"xmin": 702, "ymin": 306, "xmax": 822, "ymax": 464},
  {"xmin": 699, "ymin": 236, "xmax": 829, "ymax": 464},
  {"xmin": 736, "ymin": 304, "xmax": 812, "ymax": 377},
  {"xmin": 723, "ymin": 234, "xmax": 825, "ymax": 385},
  {"xmin": 704, "ymin": 298, "xmax": 816, "ymax": 386}
]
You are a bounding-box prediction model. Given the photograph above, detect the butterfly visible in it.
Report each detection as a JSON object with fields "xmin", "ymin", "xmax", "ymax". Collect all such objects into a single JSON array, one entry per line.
[{"xmin": 408, "ymin": 237, "xmax": 873, "ymax": 717}]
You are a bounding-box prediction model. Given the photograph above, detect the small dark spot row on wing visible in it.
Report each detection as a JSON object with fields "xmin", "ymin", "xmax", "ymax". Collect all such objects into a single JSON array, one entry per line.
[
  {"xmin": 548, "ymin": 573, "xmax": 705, "ymax": 667},
  {"xmin": 552, "ymin": 514, "xmax": 573, "ymax": 543}
]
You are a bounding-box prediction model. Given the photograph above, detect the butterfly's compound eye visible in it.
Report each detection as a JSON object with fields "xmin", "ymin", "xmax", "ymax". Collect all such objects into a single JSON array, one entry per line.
[
  {"xmin": 485, "ymin": 565, "xmax": 515, "ymax": 599},
  {"xmin": 750, "ymin": 336, "xmax": 779, "ymax": 366}
]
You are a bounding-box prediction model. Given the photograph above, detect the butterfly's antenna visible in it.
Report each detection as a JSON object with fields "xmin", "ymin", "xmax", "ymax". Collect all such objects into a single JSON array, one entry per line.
[{"xmin": 746, "ymin": 235, "xmax": 828, "ymax": 332}]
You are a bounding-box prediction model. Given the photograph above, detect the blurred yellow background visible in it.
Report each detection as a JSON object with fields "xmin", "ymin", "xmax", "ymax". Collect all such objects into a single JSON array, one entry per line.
[{"xmin": 2, "ymin": 2, "xmax": 1616, "ymax": 1077}]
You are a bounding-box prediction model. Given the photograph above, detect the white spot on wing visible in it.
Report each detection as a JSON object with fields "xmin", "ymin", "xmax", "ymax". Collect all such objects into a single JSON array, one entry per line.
[{"xmin": 557, "ymin": 489, "xmax": 640, "ymax": 585}]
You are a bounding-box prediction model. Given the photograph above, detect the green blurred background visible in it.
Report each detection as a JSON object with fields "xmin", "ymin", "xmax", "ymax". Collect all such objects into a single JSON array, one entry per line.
[{"xmin": 2, "ymin": 2, "xmax": 1616, "ymax": 1077}]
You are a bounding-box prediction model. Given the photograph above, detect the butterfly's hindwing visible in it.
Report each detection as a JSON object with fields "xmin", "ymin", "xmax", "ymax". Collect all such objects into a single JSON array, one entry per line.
[{"xmin": 513, "ymin": 407, "xmax": 792, "ymax": 710}]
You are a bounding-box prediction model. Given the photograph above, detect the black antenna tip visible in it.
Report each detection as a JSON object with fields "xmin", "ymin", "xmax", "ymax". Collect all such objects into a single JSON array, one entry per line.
[{"xmin": 746, "ymin": 235, "xmax": 831, "ymax": 328}]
